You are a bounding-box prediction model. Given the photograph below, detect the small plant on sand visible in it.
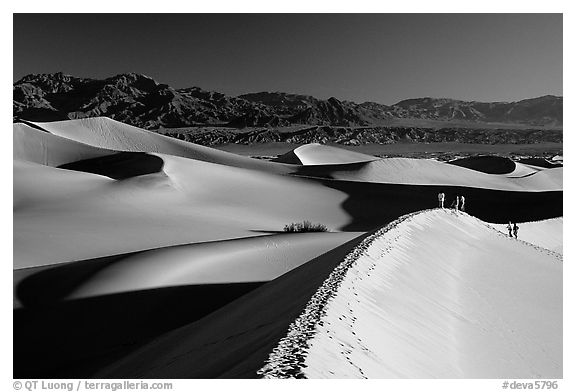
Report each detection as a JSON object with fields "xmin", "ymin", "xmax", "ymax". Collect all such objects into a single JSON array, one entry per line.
[{"xmin": 283, "ymin": 220, "xmax": 329, "ymax": 233}]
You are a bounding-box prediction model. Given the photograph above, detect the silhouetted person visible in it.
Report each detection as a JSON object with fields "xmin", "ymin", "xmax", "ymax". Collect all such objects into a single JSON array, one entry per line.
[
  {"xmin": 507, "ymin": 221, "xmax": 513, "ymax": 237},
  {"xmin": 513, "ymin": 223, "xmax": 519, "ymax": 239},
  {"xmin": 438, "ymin": 192, "xmax": 445, "ymax": 208},
  {"xmin": 451, "ymin": 195, "xmax": 460, "ymax": 211},
  {"xmin": 460, "ymin": 195, "xmax": 465, "ymax": 212}
]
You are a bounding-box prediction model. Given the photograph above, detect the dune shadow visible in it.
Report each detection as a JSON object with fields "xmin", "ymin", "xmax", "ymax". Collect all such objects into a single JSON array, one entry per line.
[
  {"xmin": 287, "ymin": 160, "xmax": 370, "ymax": 179},
  {"xmin": 14, "ymin": 282, "xmax": 264, "ymax": 379},
  {"xmin": 249, "ymin": 229, "xmax": 286, "ymax": 234},
  {"xmin": 318, "ymin": 179, "xmax": 562, "ymax": 231},
  {"xmin": 98, "ymin": 231, "xmax": 373, "ymax": 378},
  {"xmin": 16, "ymin": 253, "xmax": 138, "ymax": 307},
  {"xmin": 58, "ymin": 152, "xmax": 164, "ymax": 180},
  {"xmin": 518, "ymin": 157, "xmax": 563, "ymax": 169},
  {"xmin": 447, "ymin": 155, "xmax": 516, "ymax": 174},
  {"xmin": 15, "ymin": 250, "xmax": 269, "ymax": 378}
]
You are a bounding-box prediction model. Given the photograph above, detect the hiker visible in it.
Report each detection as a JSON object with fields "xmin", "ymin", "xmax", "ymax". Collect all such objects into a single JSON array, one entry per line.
[
  {"xmin": 460, "ymin": 195, "xmax": 465, "ymax": 212},
  {"xmin": 513, "ymin": 223, "xmax": 519, "ymax": 239},
  {"xmin": 451, "ymin": 195, "xmax": 460, "ymax": 211},
  {"xmin": 507, "ymin": 221, "xmax": 513, "ymax": 237},
  {"xmin": 438, "ymin": 192, "xmax": 445, "ymax": 208}
]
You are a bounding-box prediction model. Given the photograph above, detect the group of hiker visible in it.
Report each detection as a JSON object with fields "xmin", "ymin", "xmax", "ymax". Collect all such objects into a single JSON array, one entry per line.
[
  {"xmin": 507, "ymin": 222, "xmax": 519, "ymax": 239},
  {"xmin": 437, "ymin": 192, "xmax": 520, "ymax": 239},
  {"xmin": 437, "ymin": 192, "xmax": 465, "ymax": 212}
]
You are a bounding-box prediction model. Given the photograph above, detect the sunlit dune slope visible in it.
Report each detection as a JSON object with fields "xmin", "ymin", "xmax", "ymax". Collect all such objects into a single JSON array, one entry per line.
[
  {"xmin": 30, "ymin": 117, "xmax": 291, "ymax": 173},
  {"xmin": 14, "ymin": 123, "xmax": 113, "ymax": 166},
  {"xmin": 295, "ymin": 210, "xmax": 562, "ymax": 378},
  {"xmin": 14, "ymin": 153, "xmax": 351, "ymax": 268},
  {"xmin": 15, "ymin": 231, "xmax": 362, "ymax": 306},
  {"xmin": 490, "ymin": 218, "xmax": 563, "ymax": 254},
  {"xmin": 14, "ymin": 118, "xmax": 563, "ymax": 268},
  {"xmin": 99, "ymin": 210, "xmax": 561, "ymax": 378},
  {"xmin": 274, "ymin": 143, "xmax": 378, "ymax": 165},
  {"xmin": 295, "ymin": 157, "xmax": 562, "ymax": 191}
]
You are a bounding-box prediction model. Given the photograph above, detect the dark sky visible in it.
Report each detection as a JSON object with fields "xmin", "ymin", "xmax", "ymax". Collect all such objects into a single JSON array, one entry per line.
[{"xmin": 13, "ymin": 13, "xmax": 562, "ymax": 104}]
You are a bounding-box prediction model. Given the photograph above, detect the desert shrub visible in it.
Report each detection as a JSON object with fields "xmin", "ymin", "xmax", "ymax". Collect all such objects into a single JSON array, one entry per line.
[{"xmin": 283, "ymin": 220, "xmax": 329, "ymax": 233}]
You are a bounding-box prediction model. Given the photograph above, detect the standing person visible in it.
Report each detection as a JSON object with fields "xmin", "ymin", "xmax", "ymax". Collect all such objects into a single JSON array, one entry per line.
[
  {"xmin": 438, "ymin": 192, "xmax": 445, "ymax": 208},
  {"xmin": 513, "ymin": 223, "xmax": 519, "ymax": 239},
  {"xmin": 460, "ymin": 195, "xmax": 466, "ymax": 212},
  {"xmin": 507, "ymin": 221, "xmax": 513, "ymax": 237},
  {"xmin": 452, "ymin": 195, "xmax": 460, "ymax": 211}
]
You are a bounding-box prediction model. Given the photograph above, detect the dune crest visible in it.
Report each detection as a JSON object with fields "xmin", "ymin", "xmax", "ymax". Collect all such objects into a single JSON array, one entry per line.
[
  {"xmin": 98, "ymin": 210, "xmax": 561, "ymax": 378},
  {"xmin": 275, "ymin": 143, "xmax": 377, "ymax": 165},
  {"xmin": 260, "ymin": 210, "xmax": 562, "ymax": 379},
  {"xmin": 295, "ymin": 157, "xmax": 562, "ymax": 191},
  {"xmin": 29, "ymin": 117, "xmax": 291, "ymax": 173},
  {"xmin": 490, "ymin": 218, "xmax": 563, "ymax": 255}
]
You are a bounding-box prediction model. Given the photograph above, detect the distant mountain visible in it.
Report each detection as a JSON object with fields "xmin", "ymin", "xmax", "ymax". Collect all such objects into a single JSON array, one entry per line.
[
  {"xmin": 391, "ymin": 96, "xmax": 563, "ymax": 126},
  {"xmin": 13, "ymin": 72, "xmax": 563, "ymax": 129}
]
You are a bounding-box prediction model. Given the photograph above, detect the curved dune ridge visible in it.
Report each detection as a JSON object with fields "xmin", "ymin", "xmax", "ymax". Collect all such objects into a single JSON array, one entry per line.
[
  {"xmin": 15, "ymin": 231, "xmax": 362, "ymax": 306},
  {"xmin": 518, "ymin": 157, "xmax": 563, "ymax": 169},
  {"xmin": 14, "ymin": 152, "xmax": 352, "ymax": 268},
  {"xmin": 98, "ymin": 210, "xmax": 561, "ymax": 378},
  {"xmin": 504, "ymin": 162, "xmax": 541, "ymax": 178},
  {"xmin": 447, "ymin": 156, "xmax": 541, "ymax": 178},
  {"xmin": 14, "ymin": 123, "xmax": 113, "ymax": 166},
  {"xmin": 274, "ymin": 143, "xmax": 378, "ymax": 165},
  {"xmin": 295, "ymin": 157, "xmax": 562, "ymax": 191},
  {"xmin": 28, "ymin": 117, "xmax": 291, "ymax": 173},
  {"xmin": 14, "ymin": 118, "xmax": 562, "ymax": 267},
  {"xmin": 259, "ymin": 210, "xmax": 562, "ymax": 379},
  {"xmin": 18, "ymin": 118, "xmax": 561, "ymax": 190},
  {"xmin": 490, "ymin": 218, "xmax": 563, "ymax": 255}
]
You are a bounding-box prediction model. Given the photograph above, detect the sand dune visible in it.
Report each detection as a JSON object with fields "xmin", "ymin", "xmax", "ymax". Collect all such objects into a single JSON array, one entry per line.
[
  {"xmin": 504, "ymin": 162, "xmax": 541, "ymax": 177},
  {"xmin": 14, "ymin": 123, "xmax": 113, "ymax": 166},
  {"xmin": 274, "ymin": 143, "xmax": 377, "ymax": 165},
  {"xmin": 14, "ymin": 160, "xmax": 113, "ymax": 210},
  {"xmin": 295, "ymin": 210, "xmax": 562, "ymax": 378},
  {"xmin": 15, "ymin": 231, "xmax": 362, "ymax": 305},
  {"xmin": 14, "ymin": 152, "xmax": 352, "ymax": 268},
  {"xmin": 30, "ymin": 117, "xmax": 291, "ymax": 173},
  {"xmin": 518, "ymin": 157, "xmax": 563, "ymax": 169},
  {"xmin": 490, "ymin": 218, "xmax": 563, "ymax": 254},
  {"xmin": 99, "ymin": 210, "xmax": 561, "ymax": 378},
  {"xmin": 13, "ymin": 118, "xmax": 563, "ymax": 378},
  {"xmin": 16, "ymin": 151, "xmax": 562, "ymax": 269},
  {"xmin": 295, "ymin": 157, "xmax": 562, "ymax": 191},
  {"xmin": 448, "ymin": 155, "xmax": 543, "ymax": 178}
]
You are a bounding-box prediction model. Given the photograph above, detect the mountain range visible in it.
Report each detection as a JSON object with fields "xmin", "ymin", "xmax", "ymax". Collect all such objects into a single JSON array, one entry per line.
[{"xmin": 13, "ymin": 72, "xmax": 563, "ymax": 130}]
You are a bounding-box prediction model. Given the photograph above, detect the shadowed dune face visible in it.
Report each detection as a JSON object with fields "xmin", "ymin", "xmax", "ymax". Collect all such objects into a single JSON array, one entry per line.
[
  {"xmin": 321, "ymin": 180, "xmax": 563, "ymax": 229},
  {"xmin": 518, "ymin": 157, "xmax": 563, "ymax": 169},
  {"xmin": 14, "ymin": 282, "xmax": 264, "ymax": 379},
  {"xmin": 59, "ymin": 152, "xmax": 165, "ymax": 180},
  {"xmin": 96, "ymin": 233, "xmax": 373, "ymax": 378},
  {"xmin": 14, "ymin": 231, "xmax": 362, "ymax": 378},
  {"xmin": 448, "ymin": 155, "xmax": 516, "ymax": 174},
  {"xmin": 15, "ymin": 232, "xmax": 363, "ymax": 306}
]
